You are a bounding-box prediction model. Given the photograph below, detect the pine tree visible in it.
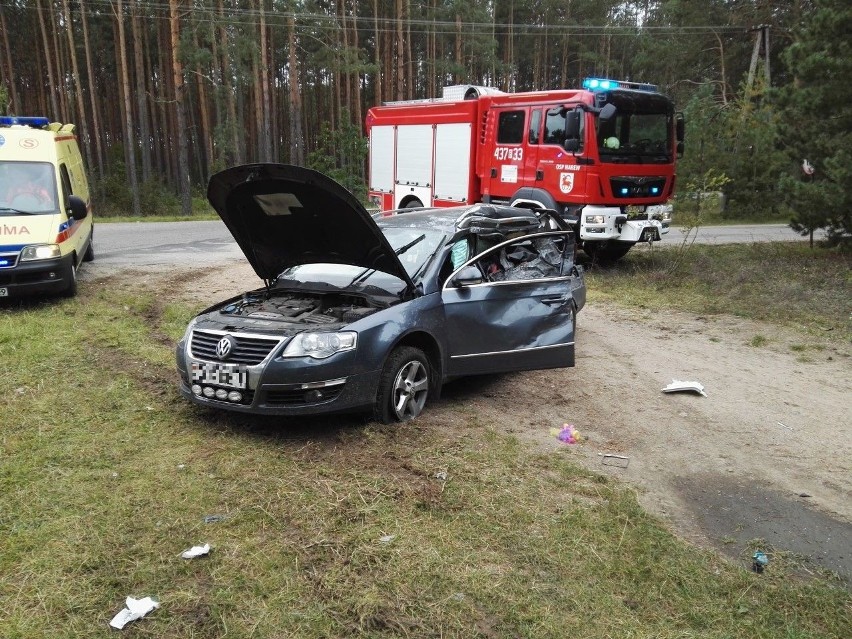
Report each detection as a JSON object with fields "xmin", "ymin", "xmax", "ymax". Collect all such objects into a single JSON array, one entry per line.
[{"xmin": 777, "ymin": 0, "xmax": 852, "ymax": 242}]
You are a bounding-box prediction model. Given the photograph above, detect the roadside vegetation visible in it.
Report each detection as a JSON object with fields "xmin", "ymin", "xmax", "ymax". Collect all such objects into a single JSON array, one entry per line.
[
  {"xmin": 585, "ymin": 242, "xmax": 852, "ymax": 343},
  {"xmin": 1, "ymin": 275, "xmax": 850, "ymax": 637}
]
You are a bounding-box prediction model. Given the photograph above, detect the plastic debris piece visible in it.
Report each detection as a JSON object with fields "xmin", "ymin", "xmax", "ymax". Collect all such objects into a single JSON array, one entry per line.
[
  {"xmin": 108, "ymin": 596, "xmax": 160, "ymax": 629},
  {"xmin": 435, "ymin": 470, "xmax": 448, "ymax": 481},
  {"xmin": 601, "ymin": 453, "xmax": 629, "ymax": 468},
  {"xmin": 662, "ymin": 379, "xmax": 707, "ymax": 397},
  {"xmin": 379, "ymin": 535, "xmax": 396, "ymax": 543},
  {"xmin": 180, "ymin": 543, "xmax": 211, "ymax": 559},
  {"xmin": 752, "ymin": 551, "xmax": 769, "ymax": 573},
  {"xmin": 551, "ymin": 423, "xmax": 581, "ymax": 444},
  {"xmin": 203, "ymin": 514, "xmax": 227, "ymax": 524}
]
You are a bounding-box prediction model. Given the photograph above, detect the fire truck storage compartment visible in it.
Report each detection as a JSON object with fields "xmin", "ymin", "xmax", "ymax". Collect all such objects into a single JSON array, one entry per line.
[
  {"xmin": 434, "ymin": 123, "xmax": 472, "ymax": 203},
  {"xmin": 395, "ymin": 125, "xmax": 434, "ymax": 187},
  {"xmin": 369, "ymin": 125, "xmax": 395, "ymax": 194}
]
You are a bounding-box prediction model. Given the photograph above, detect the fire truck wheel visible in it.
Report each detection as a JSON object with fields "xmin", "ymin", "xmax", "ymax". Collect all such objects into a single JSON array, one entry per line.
[
  {"xmin": 583, "ymin": 240, "xmax": 634, "ymax": 262},
  {"xmin": 404, "ymin": 199, "xmax": 423, "ymax": 209}
]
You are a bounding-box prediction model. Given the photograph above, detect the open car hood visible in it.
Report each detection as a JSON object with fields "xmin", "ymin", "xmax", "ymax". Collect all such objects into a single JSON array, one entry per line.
[{"xmin": 207, "ymin": 164, "xmax": 416, "ymax": 290}]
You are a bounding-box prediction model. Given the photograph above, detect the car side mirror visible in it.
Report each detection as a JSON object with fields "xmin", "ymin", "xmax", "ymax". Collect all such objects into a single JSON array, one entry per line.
[
  {"xmin": 67, "ymin": 195, "xmax": 87, "ymax": 220},
  {"xmin": 451, "ymin": 265, "xmax": 483, "ymax": 288}
]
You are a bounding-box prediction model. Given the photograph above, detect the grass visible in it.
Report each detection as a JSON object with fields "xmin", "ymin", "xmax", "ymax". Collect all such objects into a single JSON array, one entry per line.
[
  {"xmin": 585, "ymin": 242, "xmax": 852, "ymax": 342},
  {"xmin": 1, "ymin": 284, "xmax": 850, "ymax": 637}
]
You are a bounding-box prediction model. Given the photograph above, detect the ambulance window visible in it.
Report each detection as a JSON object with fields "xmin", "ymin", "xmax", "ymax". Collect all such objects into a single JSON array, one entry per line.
[
  {"xmin": 528, "ymin": 110, "xmax": 542, "ymax": 145},
  {"xmin": 59, "ymin": 164, "xmax": 73, "ymax": 203},
  {"xmin": 497, "ymin": 111, "xmax": 525, "ymax": 144}
]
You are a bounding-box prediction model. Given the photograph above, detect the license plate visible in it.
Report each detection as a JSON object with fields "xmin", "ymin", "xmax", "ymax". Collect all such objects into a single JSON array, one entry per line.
[
  {"xmin": 191, "ymin": 361, "xmax": 248, "ymax": 389},
  {"xmin": 0, "ymin": 287, "xmax": 7, "ymax": 297}
]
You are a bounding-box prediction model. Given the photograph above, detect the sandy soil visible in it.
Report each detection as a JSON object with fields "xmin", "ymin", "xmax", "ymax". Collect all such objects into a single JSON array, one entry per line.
[{"xmin": 152, "ymin": 263, "xmax": 852, "ymax": 581}]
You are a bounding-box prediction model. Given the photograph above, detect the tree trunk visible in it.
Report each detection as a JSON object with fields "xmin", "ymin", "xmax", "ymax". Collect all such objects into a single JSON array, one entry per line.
[
  {"xmin": 192, "ymin": 29, "xmax": 212, "ymax": 178},
  {"xmin": 116, "ymin": 0, "xmax": 141, "ymax": 216},
  {"xmin": 258, "ymin": 0, "xmax": 272, "ymax": 162},
  {"xmin": 78, "ymin": 0, "xmax": 105, "ymax": 177},
  {"xmin": 396, "ymin": 0, "xmax": 404, "ymax": 99},
  {"xmin": 287, "ymin": 14, "xmax": 304, "ymax": 166},
  {"xmin": 132, "ymin": 3, "xmax": 152, "ymax": 182},
  {"xmin": 372, "ymin": 0, "xmax": 381, "ymax": 105},
  {"xmin": 0, "ymin": 4, "xmax": 20, "ymax": 112},
  {"xmin": 218, "ymin": 0, "xmax": 241, "ymax": 165},
  {"xmin": 169, "ymin": 0, "xmax": 191, "ymax": 214},
  {"xmin": 35, "ymin": 0, "xmax": 60, "ymax": 118},
  {"xmin": 61, "ymin": 0, "xmax": 93, "ymax": 174}
]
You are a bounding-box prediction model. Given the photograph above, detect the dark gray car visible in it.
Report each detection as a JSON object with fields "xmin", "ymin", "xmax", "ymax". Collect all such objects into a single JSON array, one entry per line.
[{"xmin": 176, "ymin": 164, "xmax": 586, "ymax": 422}]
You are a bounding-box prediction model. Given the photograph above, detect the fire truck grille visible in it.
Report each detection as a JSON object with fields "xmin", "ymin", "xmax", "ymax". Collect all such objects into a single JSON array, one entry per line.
[{"xmin": 610, "ymin": 177, "xmax": 667, "ymax": 199}]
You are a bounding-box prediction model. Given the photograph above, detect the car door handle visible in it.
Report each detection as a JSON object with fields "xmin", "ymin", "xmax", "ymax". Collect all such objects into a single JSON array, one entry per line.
[{"xmin": 541, "ymin": 295, "xmax": 569, "ymax": 306}]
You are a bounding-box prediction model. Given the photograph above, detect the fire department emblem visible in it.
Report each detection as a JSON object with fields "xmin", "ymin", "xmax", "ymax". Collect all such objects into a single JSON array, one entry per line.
[{"xmin": 559, "ymin": 172, "xmax": 575, "ymax": 194}]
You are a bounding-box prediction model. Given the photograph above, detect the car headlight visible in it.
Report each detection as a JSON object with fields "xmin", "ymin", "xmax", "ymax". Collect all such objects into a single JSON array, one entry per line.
[
  {"xmin": 585, "ymin": 215, "xmax": 605, "ymax": 225},
  {"xmin": 282, "ymin": 331, "xmax": 357, "ymax": 359},
  {"xmin": 20, "ymin": 244, "xmax": 61, "ymax": 261}
]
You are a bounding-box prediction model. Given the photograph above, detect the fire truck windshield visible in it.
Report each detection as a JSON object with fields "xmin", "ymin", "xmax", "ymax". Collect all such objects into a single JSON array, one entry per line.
[{"xmin": 595, "ymin": 92, "xmax": 673, "ymax": 163}]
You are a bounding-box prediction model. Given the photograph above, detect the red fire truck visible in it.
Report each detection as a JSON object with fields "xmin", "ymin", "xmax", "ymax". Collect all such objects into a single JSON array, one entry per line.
[{"xmin": 366, "ymin": 78, "xmax": 684, "ymax": 260}]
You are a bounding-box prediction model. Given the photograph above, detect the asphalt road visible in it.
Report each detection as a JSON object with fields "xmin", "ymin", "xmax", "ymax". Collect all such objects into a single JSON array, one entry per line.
[{"xmin": 91, "ymin": 220, "xmax": 818, "ymax": 271}]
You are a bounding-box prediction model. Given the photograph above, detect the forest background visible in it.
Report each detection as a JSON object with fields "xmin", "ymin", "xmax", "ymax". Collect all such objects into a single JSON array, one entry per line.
[{"xmin": 0, "ymin": 0, "xmax": 849, "ymax": 239}]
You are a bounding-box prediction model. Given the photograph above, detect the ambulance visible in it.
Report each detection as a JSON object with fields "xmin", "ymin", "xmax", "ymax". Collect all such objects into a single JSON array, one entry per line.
[{"xmin": 0, "ymin": 116, "xmax": 93, "ymax": 297}]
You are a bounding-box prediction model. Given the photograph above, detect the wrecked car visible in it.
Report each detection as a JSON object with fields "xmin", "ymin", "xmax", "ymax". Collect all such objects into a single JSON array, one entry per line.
[{"xmin": 176, "ymin": 164, "xmax": 586, "ymax": 423}]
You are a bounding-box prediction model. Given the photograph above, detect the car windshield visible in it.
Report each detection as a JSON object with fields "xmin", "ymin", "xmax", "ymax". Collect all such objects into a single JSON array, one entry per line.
[
  {"xmin": 275, "ymin": 227, "xmax": 447, "ymax": 294},
  {"xmin": 0, "ymin": 161, "xmax": 59, "ymax": 214}
]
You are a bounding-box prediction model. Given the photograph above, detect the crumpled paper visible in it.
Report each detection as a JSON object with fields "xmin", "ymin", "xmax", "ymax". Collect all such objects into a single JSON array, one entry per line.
[
  {"xmin": 180, "ymin": 543, "xmax": 211, "ymax": 559},
  {"xmin": 109, "ymin": 596, "xmax": 160, "ymax": 629},
  {"xmin": 661, "ymin": 379, "xmax": 707, "ymax": 397}
]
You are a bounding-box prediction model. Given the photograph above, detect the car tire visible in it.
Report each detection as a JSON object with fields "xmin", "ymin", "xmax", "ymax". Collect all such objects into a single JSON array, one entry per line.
[
  {"xmin": 62, "ymin": 260, "xmax": 78, "ymax": 298},
  {"xmin": 374, "ymin": 346, "xmax": 430, "ymax": 423}
]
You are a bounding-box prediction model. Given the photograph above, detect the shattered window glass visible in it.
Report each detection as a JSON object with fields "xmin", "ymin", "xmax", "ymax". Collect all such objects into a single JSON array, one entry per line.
[{"xmin": 476, "ymin": 235, "xmax": 573, "ymax": 282}]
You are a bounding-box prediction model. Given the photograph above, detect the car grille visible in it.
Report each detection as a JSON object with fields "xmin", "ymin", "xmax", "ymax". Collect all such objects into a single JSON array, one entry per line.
[
  {"xmin": 190, "ymin": 329, "xmax": 281, "ymax": 365},
  {"xmin": 264, "ymin": 385, "xmax": 345, "ymax": 406}
]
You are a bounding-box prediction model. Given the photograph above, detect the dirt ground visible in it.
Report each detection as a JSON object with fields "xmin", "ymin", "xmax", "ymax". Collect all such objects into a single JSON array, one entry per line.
[{"xmin": 147, "ymin": 263, "xmax": 852, "ymax": 582}]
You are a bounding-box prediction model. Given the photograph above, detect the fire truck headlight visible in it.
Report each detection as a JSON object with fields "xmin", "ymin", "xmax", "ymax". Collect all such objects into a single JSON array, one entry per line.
[
  {"xmin": 585, "ymin": 215, "xmax": 605, "ymax": 225},
  {"xmin": 20, "ymin": 244, "xmax": 61, "ymax": 261}
]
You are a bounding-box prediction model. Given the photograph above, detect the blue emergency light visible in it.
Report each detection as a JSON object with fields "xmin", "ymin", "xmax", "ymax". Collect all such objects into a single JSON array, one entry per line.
[
  {"xmin": 583, "ymin": 78, "xmax": 658, "ymax": 93},
  {"xmin": 0, "ymin": 116, "xmax": 50, "ymax": 128}
]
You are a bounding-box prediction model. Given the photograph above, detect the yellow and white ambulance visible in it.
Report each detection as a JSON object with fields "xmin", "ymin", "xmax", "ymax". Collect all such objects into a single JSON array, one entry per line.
[{"xmin": 0, "ymin": 116, "xmax": 93, "ymax": 297}]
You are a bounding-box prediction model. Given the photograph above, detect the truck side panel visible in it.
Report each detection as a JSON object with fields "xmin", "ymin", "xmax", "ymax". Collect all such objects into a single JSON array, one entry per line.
[
  {"xmin": 434, "ymin": 123, "xmax": 472, "ymax": 205},
  {"xmin": 394, "ymin": 125, "xmax": 434, "ymax": 207},
  {"xmin": 369, "ymin": 125, "xmax": 395, "ymax": 195}
]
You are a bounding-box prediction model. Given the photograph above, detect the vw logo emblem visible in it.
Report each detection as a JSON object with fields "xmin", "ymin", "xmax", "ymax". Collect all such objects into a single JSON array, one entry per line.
[{"xmin": 216, "ymin": 336, "xmax": 234, "ymax": 360}]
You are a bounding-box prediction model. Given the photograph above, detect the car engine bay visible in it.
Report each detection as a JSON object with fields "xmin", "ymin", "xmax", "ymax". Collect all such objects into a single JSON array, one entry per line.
[{"xmin": 218, "ymin": 291, "xmax": 382, "ymax": 325}]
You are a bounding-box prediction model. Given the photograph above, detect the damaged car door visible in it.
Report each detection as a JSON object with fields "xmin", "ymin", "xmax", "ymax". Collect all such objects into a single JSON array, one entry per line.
[{"xmin": 441, "ymin": 230, "xmax": 580, "ymax": 376}]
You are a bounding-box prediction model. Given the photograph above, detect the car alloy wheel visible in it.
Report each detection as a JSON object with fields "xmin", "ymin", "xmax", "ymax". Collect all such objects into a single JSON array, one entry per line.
[{"xmin": 376, "ymin": 346, "xmax": 430, "ymax": 423}]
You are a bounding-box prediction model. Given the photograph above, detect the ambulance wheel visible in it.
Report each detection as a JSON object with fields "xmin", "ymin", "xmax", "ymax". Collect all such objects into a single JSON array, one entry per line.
[
  {"xmin": 583, "ymin": 240, "xmax": 634, "ymax": 262},
  {"xmin": 83, "ymin": 236, "xmax": 94, "ymax": 262},
  {"xmin": 62, "ymin": 261, "xmax": 78, "ymax": 298}
]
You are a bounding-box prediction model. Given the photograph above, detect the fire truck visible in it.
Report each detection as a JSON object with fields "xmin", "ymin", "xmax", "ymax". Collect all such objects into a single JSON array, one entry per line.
[{"xmin": 366, "ymin": 78, "xmax": 684, "ymax": 260}]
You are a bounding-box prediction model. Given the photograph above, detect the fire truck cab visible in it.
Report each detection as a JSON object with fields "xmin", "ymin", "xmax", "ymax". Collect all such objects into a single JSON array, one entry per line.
[{"xmin": 367, "ymin": 78, "xmax": 684, "ymax": 260}]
